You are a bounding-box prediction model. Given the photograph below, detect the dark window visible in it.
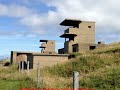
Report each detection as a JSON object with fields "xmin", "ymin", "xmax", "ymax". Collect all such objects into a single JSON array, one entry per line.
[
  {"xmin": 88, "ymin": 26, "xmax": 91, "ymax": 28},
  {"xmin": 73, "ymin": 47, "xmax": 77, "ymax": 52},
  {"xmin": 89, "ymin": 46, "xmax": 96, "ymax": 50},
  {"xmin": 72, "ymin": 44, "xmax": 78, "ymax": 52}
]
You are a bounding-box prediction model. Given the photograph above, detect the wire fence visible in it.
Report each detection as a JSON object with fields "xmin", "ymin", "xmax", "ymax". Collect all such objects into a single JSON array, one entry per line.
[
  {"xmin": 17, "ymin": 60, "xmax": 120, "ymax": 90},
  {"xmin": 0, "ymin": 60, "xmax": 120, "ymax": 90}
]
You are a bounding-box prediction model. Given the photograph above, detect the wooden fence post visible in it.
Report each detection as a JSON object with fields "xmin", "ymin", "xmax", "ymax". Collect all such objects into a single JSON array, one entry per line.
[{"xmin": 37, "ymin": 63, "xmax": 40, "ymax": 90}]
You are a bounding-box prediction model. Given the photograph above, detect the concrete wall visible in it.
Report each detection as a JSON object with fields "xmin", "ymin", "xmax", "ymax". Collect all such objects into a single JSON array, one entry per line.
[
  {"xmin": 11, "ymin": 51, "xmax": 17, "ymax": 64},
  {"xmin": 64, "ymin": 40, "xmax": 75, "ymax": 53},
  {"xmin": 78, "ymin": 43, "xmax": 90, "ymax": 51},
  {"xmin": 65, "ymin": 28, "xmax": 79, "ymax": 34},
  {"xmin": 11, "ymin": 51, "xmax": 69, "ymax": 69},
  {"xmin": 16, "ymin": 54, "xmax": 27, "ymax": 62},
  {"xmin": 76, "ymin": 21, "xmax": 95, "ymax": 44},
  {"xmin": 62, "ymin": 21, "xmax": 95, "ymax": 53},
  {"xmin": 33, "ymin": 54, "xmax": 69, "ymax": 69},
  {"xmin": 11, "ymin": 51, "xmax": 35, "ymax": 64}
]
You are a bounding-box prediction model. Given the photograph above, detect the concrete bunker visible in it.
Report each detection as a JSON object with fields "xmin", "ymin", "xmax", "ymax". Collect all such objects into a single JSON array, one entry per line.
[
  {"xmin": 11, "ymin": 51, "xmax": 33, "ymax": 69},
  {"xmin": 58, "ymin": 19, "xmax": 105, "ymax": 53},
  {"xmin": 10, "ymin": 18, "xmax": 105, "ymax": 69}
]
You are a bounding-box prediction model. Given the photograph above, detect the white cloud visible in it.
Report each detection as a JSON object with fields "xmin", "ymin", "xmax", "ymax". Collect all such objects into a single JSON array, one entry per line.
[
  {"xmin": 0, "ymin": 3, "xmax": 33, "ymax": 18},
  {"xmin": 19, "ymin": 10, "xmax": 62, "ymax": 35},
  {"xmin": 19, "ymin": 0, "xmax": 119, "ymax": 43},
  {"xmin": 0, "ymin": 0, "xmax": 120, "ymax": 43},
  {"xmin": 20, "ymin": 10, "xmax": 59, "ymax": 26},
  {"xmin": 0, "ymin": 30, "xmax": 18, "ymax": 36},
  {"xmin": 20, "ymin": 15, "xmax": 43, "ymax": 27},
  {"xmin": 42, "ymin": 0, "xmax": 120, "ymax": 26},
  {"xmin": 39, "ymin": 0, "xmax": 120, "ymax": 43}
]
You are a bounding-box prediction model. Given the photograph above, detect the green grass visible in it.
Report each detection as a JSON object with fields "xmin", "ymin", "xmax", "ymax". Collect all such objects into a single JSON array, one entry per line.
[
  {"xmin": 42, "ymin": 53, "xmax": 120, "ymax": 77},
  {"xmin": 0, "ymin": 65, "xmax": 36, "ymax": 89},
  {"xmin": 0, "ymin": 80, "xmax": 21, "ymax": 90},
  {"xmin": 0, "ymin": 78, "xmax": 36, "ymax": 90},
  {"xmin": 0, "ymin": 42, "xmax": 120, "ymax": 89},
  {"xmin": 79, "ymin": 67, "xmax": 120, "ymax": 90},
  {"xmin": 40, "ymin": 43, "xmax": 120, "ymax": 89}
]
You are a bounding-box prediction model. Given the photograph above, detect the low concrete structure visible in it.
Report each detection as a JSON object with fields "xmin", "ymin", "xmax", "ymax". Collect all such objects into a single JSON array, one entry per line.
[
  {"xmin": 11, "ymin": 51, "xmax": 69, "ymax": 69},
  {"xmin": 33, "ymin": 53, "xmax": 69, "ymax": 69}
]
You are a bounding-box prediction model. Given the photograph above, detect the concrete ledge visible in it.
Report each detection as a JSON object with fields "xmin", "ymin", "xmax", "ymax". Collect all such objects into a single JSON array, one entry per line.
[
  {"xmin": 11, "ymin": 51, "xmax": 41, "ymax": 54},
  {"xmin": 33, "ymin": 53, "xmax": 69, "ymax": 57}
]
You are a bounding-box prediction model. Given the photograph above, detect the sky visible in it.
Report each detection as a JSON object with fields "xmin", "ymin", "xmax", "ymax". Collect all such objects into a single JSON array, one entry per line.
[{"xmin": 0, "ymin": 0, "xmax": 120, "ymax": 57}]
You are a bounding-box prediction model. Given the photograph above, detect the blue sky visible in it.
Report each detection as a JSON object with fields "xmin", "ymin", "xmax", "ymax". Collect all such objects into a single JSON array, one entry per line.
[{"xmin": 0, "ymin": 0, "xmax": 120, "ymax": 57}]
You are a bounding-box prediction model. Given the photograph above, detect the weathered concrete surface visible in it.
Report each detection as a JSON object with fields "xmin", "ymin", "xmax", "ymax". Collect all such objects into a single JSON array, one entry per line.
[
  {"xmin": 40, "ymin": 40, "xmax": 56, "ymax": 54},
  {"xmin": 33, "ymin": 54, "xmax": 69, "ymax": 69},
  {"xmin": 11, "ymin": 51, "xmax": 41, "ymax": 64},
  {"xmin": 10, "ymin": 18, "xmax": 106, "ymax": 69},
  {"xmin": 59, "ymin": 19, "xmax": 105, "ymax": 53},
  {"xmin": 10, "ymin": 51, "xmax": 69, "ymax": 69}
]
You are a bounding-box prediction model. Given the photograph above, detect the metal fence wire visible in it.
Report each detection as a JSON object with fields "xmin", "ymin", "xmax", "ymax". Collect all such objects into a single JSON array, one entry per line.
[
  {"xmin": 0, "ymin": 60, "xmax": 120, "ymax": 90},
  {"xmin": 18, "ymin": 60, "xmax": 120, "ymax": 90}
]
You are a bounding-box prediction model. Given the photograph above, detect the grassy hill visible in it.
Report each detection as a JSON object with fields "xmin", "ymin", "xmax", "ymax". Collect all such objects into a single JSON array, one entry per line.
[
  {"xmin": 0, "ymin": 42, "xmax": 120, "ymax": 90},
  {"xmin": 40, "ymin": 42, "xmax": 120, "ymax": 89}
]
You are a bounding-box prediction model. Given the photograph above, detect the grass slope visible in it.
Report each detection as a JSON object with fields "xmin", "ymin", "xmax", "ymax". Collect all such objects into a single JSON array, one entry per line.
[
  {"xmin": 40, "ymin": 43, "xmax": 120, "ymax": 89},
  {"xmin": 0, "ymin": 80, "xmax": 21, "ymax": 90},
  {"xmin": 0, "ymin": 42, "xmax": 120, "ymax": 90}
]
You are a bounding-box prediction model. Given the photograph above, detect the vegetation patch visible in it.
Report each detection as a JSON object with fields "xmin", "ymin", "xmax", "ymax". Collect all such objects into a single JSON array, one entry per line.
[{"xmin": 0, "ymin": 43, "xmax": 120, "ymax": 89}]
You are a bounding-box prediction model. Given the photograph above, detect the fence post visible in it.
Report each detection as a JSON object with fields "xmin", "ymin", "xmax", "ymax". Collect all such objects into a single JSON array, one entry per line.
[
  {"xmin": 73, "ymin": 71, "xmax": 79, "ymax": 90},
  {"xmin": 19, "ymin": 62, "xmax": 21, "ymax": 72},
  {"xmin": 22, "ymin": 61, "xmax": 24, "ymax": 73},
  {"xmin": 37, "ymin": 63, "xmax": 40, "ymax": 90},
  {"xmin": 27, "ymin": 61, "xmax": 29, "ymax": 75}
]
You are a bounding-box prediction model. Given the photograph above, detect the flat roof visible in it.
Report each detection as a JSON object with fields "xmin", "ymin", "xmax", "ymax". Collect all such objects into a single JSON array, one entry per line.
[
  {"xmin": 39, "ymin": 46, "xmax": 46, "ymax": 48},
  {"xmin": 40, "ymin": 40, "xmax": 48, "ymax": 42},
  {"xmin": 60, "ymin": 19, "xmax": 95, "ymax": 26},
  {"xmin": 11, "ymin": 51, "xmax": 41, "ymax": 54},
  {"xmin": 60, "ymin": 33, "xmax": 77, "ymax": 38},
  {"xmin": 11, "ymin": 51, "xmax": 69, "ymax": 56},
  {"xmin": 33, "ymin": 53, "xmax": 69, "ymax": 57},
  {"xmin": 60, "ymin": 19, "xmax": 81, "ymax": 26},
  {"xmin": 40, "ymin": 40, "xmax": 55, "ymax": 42}
]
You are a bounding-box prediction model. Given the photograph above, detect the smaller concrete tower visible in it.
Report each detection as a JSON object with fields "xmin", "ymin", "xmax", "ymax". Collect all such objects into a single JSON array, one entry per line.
[{"xmin": 40, "ymin": 40, "xmax": 56, "ymax": 54}]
